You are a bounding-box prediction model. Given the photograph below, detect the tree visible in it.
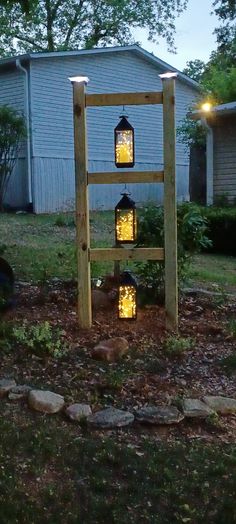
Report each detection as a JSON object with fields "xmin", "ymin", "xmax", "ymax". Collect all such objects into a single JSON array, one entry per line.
[
  {"xmin": 183, "ymin": 59, "xmax": 206, "ymax": 82},
  {"xmin": 0, "ymin": 0, "xmax": 188, "ymax": 56},
  {"xmin": 0, "ymin": 105, "xmax": 26, "ymax": 212}
]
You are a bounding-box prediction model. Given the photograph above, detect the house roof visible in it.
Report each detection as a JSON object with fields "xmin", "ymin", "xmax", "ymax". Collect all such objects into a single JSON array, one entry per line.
[
  {"xmin": 191, "ymin": 101, "xmax": 236, "ymax": 120},
  {"xmin": 0, "ymin": 44, "xmax": 199, "ymax": 90}
]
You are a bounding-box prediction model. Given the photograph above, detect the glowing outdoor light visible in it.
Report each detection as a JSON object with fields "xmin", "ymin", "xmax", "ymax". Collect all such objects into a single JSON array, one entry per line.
[
  {"xmin": 115, "ymin": 191, "xmax": 137, "ymax": 244},
  {"xmin": 118, "ymin": 271, "xmax": 137, "ymax": 320},
  {"xmin": 201, "ymin": 102, "xmax": 212, "ymax": 112},
  {"xmin": 114, "ymin": 115, "xmax": 134, "ymax": 168}
]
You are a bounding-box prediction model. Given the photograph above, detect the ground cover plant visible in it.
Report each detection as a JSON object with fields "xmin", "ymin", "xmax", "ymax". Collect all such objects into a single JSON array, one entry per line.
[{"xmin": 0, "ymin": 210, "xmax": 236, "ymax": 523}]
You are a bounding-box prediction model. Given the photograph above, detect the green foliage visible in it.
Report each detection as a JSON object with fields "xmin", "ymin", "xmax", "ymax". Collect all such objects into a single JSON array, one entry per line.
[
  {"xmin": 12, "ymin": 321, "xmax": 67, "ymax": 358},
  {"xmin": 136, "ymin": 203, "xmax": 211, "ymax": 303},
  {"xmin": 0, "ymin": 0, "xmax": 188, "ymax": 55},
  {"xmin": 164, "ymin": 335, "xmax": 195, "ymax": 357},
  {"xmin": 183, "ymin": 59, "xmax": 206, "ymax": 82},
  {"xmin": 0, "ymin": 105, "xmax": 26, "ymax": 212},
  {"xmin": 177, "ymin": 114, "xmax": 207, "ymax": 151}
]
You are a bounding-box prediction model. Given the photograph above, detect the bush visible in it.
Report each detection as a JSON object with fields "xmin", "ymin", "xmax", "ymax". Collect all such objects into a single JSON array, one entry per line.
[
  {"xmin": 0, "ymin": 105, "xmax": 26, "ymax": 211},
  {"xmin": 135, "ymin": 203, "xmax": 211, "ymax": 304},
  {"xmin": 201, "ymin": 206, "xmax": 236, "ymax": 255},
  {"xmin": 12, "ymin": 321, "xmax": 68, "ymax": 359}
]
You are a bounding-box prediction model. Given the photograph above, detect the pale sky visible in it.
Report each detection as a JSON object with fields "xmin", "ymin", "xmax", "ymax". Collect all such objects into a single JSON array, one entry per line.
[{"xmin": 133, "ymin": 0, "xmax": 218, "ymax": 71}]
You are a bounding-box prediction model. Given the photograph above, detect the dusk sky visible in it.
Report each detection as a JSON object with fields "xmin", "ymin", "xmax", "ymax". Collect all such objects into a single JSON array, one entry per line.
[{"xmin": 133, "ymin": 0, "xmax": 219, "ymax": 71}]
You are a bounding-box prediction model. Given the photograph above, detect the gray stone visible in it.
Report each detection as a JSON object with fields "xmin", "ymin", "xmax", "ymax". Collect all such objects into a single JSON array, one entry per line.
[
  {"xmin": 0, "ymin": 378, "xmax": 16, "ymax": 398},
  {"xmin": 28, "ymin": 390, "xmax": 65, "ymax": 414},
  {"xmin": 65, "ymin": 403, "xmax": 92, "ymax": 422},
  {"xmin": 88, "ymin": 407, "xmax": 134, "ymax": 428},
  {"xmin": 182, "ymin": 398, "xmax": 214, "ymax": 418},
  {"xmin": 91, "ymin": 337, "xmax": 129, "ymax": 362},
  {"xmin": 8, "ymin": 385, "xmax": 32, "ymax": 400},
  {"xmin": 135, "ymin": 406, "xmax": 184, "ymax": 425},
  {"xmin": 203, "ymin": 396, "xmax": 236, "ymax": 415}
]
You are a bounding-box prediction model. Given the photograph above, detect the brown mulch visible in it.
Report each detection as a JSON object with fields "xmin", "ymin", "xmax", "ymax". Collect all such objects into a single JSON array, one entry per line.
[{"xmin": 1, "ymin": 279, "xmax": 236, "ymax": 442}]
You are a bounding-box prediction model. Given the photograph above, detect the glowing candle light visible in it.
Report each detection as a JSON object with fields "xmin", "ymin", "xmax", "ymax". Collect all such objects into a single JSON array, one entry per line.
[
  {"xmin": 115, "ymin": 193, "xmax": 137, "ymax": 244},
  {"xmin": 118, "ymin": 272, "xmax": 137, "ymax": 320}
]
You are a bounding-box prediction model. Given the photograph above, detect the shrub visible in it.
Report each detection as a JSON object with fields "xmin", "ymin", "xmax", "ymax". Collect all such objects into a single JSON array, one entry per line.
[
  {"xmin": 164, "ymin": 335, "xmax": 195, "ymax": 358},
  {"xmin": 200, "ymin": 206, "xmax": 236, "ymax": 255},
  {"xmin": 136, "ymin": 203, "xmax": 211, "ymax": 304},
  {"xmin": 0, "ymin": 105, "xmax": 26, "ymax": 211},
  {"xmin": 12, "ymin": 321, "xmax": 67, "ymax": 359}
]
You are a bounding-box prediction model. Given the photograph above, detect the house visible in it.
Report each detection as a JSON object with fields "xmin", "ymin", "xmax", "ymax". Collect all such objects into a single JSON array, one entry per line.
[
  {"xmin": 192, "ymin": 101, "xmax": 236, "ymax": 205},
  {"xmin": 0, "ymin": 45, "xmax": 199, "ymax": 213}
]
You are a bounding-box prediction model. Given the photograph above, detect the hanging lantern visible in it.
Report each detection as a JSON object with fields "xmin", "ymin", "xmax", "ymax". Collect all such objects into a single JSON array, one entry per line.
[
  {"xmin": 114, "ymin": 115, "xmax": 135, "ymax": 168},
  {"xmin": 115, "ymin": 192, "xmax": 137, "ymax": 244},
  {"xmin": 118, "ymin": 271, "xmax": 137, "ymax": 320}
]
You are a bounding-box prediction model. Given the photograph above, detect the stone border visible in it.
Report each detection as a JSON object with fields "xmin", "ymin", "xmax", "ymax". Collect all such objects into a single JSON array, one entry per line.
[{"xmin": 1, "ymin": 378, "xmax": 236, "ymax": 429}]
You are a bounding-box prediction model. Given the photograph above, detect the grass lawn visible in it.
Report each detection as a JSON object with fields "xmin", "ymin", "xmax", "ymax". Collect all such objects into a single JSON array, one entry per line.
[
  {"xmin": 0, "ymin": 212, "xmax": 236, "ymax": 292},
  {"xmin": 0, "ymin": 211, "xmax": 236, "ymax": 523}
]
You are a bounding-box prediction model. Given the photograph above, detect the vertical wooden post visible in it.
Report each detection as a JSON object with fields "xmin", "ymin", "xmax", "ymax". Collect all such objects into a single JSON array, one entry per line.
[
  {"xmin": 162, "ymin": 77, "xmax": 178, "ymax": 331},
  {"xmin": 72, "ymin": 80, "xmax": 92, "ymax": 328}
]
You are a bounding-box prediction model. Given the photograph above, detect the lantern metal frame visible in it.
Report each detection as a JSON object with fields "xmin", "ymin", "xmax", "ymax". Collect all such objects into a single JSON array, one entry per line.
[
  {"xmin": 115, "ymin": 191, "xmax": 137, "ymax": 245},
  {"xmin": 114, "ymin": 115, "xmax": 135, "ymax": 168},
  {"xmin": 118, "ymin": 270, "xmax": 137, "ymax": 320}
]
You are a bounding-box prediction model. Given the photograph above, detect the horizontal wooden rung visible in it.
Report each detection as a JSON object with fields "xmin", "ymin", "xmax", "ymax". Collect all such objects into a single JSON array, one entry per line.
[
  {"xmin": 88, "ymin": 171, "xmax": 164, "ymax": 184},
  {"xmin": 86, "ymin": 91, "xmax": 163, "ymax": 107},
  {"xmin": 90, "ymin": 247, "xmax": 164, "ymax": 262}
]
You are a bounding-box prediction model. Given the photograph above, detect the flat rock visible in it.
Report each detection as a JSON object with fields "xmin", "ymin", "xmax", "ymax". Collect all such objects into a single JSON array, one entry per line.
[
  {"xmin": 135, "ymin": 406, "xmax": 184, "ymax": 425},
  {"xmin": 65, "ymin": 403, "xmax": 92, "ymax": 422},
  {"xmin": 88, "ymin": 407, "xmax": 134, "ymax": 428},
  {"xmin": 182, "ymin": 398, "xmax": 214, "ymax": 418},
  {"xmin": 203, "ymin": 395, "xmax": 236, "ymax": 415},
  {"xmin": 91, "ymin": 337, "xmax": 129, "ymax": 362},
  {"xmin": 0, "ymin": 378, "xmax": 16, "ymax": 398},
  {"xmin": 8, "ymin": 385, "xmax": 32, "ymax": 400},
  {"xmin": 28, "ymin": 390, "xmax": 65, "ymax": 414}
]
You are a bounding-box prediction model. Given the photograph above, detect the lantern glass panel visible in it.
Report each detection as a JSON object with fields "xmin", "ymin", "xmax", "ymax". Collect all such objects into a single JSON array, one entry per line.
[
  {"xmin": 118, "ymin": 285, "xmax": 137, "ymax": 319},
  {"xmin": 116, "ymin": 208, "xmax": 136, "ymax": 242}
]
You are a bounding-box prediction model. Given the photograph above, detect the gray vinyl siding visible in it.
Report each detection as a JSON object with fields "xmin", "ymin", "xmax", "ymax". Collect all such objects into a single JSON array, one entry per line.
[
  {"xmin": 213, "ymin": 117, "xmax": 236, "ymax": 204},
  {"xmin": 0, "ymin": 68, "xmax": 28, "ymax": 208},
  {"xmin": 29, "ymin": 51, "xmax": 197, "ymax": 212}
]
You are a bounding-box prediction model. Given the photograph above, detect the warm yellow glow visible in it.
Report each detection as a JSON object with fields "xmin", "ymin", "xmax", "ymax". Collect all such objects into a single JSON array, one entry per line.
[
  {"xmin": 116, "ymin": 210, "xmax": 135, "ymax": 242},
  {"xmin": 201, "ymin": 102, "xmax": 212, "ymax": 112},
  {"xmin": 118, "ymin": 285, "xmax": 136, "ymax": 319},
  {"xmin": 116, "ymin": 130, "xmax": 133, "ymax": 164}
]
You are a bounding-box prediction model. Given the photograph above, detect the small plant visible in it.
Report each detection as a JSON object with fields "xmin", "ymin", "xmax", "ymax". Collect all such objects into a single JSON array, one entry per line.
[
  {"xmin": 227, "ymin": 319, "xmax": 236, "ymax": 338},
  {"xmin": 12, "ymin": 321, "xmax": 68, "ymax": 359},
  {"xmin": 164, "ymin": 335, "xmax": 195, "ymax": 358}
]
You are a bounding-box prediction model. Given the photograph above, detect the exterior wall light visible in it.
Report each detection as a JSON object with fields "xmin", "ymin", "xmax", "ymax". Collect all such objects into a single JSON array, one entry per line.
[
  {"xmin": 115, "ymin": 191, "xmax": 137, "ymax": 244},
  {"xmin": 201, "ymin": 102, "xmax": 212, "ymax": 112},
  {"xmin": 114, "ymin": 115, "xmax": 135, "ymax": 168},
  {"xmin": 118, "ymin": 271, "xmax": 137, "ymax": 320}
]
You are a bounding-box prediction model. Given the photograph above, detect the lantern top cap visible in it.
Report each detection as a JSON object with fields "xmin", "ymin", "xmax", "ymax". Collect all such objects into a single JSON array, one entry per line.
[
  {"xmin": 120, "ymin": 270, "xmax": 137, "ymax": 286},
  {"xmin": 115, "ymin": 115, "xmax": 134, "ymax": 132},
  {"xmin": 69, "ymin": 76, "xmax": 89, "ymax": 84},
  {"xmin": 115, "ymin": 193, "xmax": 136, "ymax": 210},
  {"xmin": 159, "ymin": 72, "xmax": 178, "ymax": 79}
]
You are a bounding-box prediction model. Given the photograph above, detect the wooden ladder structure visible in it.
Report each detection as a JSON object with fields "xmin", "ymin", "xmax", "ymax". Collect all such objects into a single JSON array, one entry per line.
[{"xmin": 71, "ymin": 77, "xmax": 178, "ymax": 331}]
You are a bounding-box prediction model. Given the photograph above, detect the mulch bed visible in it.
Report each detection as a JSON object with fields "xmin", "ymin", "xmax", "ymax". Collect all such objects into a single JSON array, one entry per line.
[{"xmin": 1, "ymin": 279, "xmax": 236, "ymax": 442}]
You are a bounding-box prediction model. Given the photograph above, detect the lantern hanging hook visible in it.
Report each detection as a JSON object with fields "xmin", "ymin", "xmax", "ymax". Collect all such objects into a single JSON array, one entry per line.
[{"xmin": 121, "ymin": 183, "xmax": 131, "ymax": 196}]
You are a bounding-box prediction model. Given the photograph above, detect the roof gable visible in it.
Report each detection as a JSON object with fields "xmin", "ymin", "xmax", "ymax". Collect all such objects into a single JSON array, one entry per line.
[{"xmin": 0, "ymin": 44, "xmax": 199, "ymax": 91}]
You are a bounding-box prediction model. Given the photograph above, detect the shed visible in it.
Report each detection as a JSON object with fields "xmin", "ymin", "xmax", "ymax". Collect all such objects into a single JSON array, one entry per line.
[
  {"xmin": 0, "ymin": 45, "xmax": 199, "ymax": 213},
  {"xmin": 192, "ymin": 102, "xmax": 236, "ymax": 205}
]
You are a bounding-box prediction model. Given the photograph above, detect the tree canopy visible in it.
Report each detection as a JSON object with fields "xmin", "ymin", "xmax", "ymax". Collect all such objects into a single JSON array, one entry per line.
[{"xmin": 0, "ymin": 0, "xmax": 188, "ymax": 56}]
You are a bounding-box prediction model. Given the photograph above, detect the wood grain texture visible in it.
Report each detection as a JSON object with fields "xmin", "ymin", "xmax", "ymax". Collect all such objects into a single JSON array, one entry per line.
[
  {"xmin": 73, "ymin": 81, "xmax": 92, "ymax": 328},
  {"xmin": 162, "ymin": 78, "xmax": 178, "ymax": 331},
  {"xmin": 86, "ymin": 91, "xmax": 163, "ymax": 107},
  {"xmin": 87, "ymin": 171, "xmax": 164, "ymax": 184},
  {"xmin": 90, "ymin": 247, "xmax": 164, "ymax": 261}
]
